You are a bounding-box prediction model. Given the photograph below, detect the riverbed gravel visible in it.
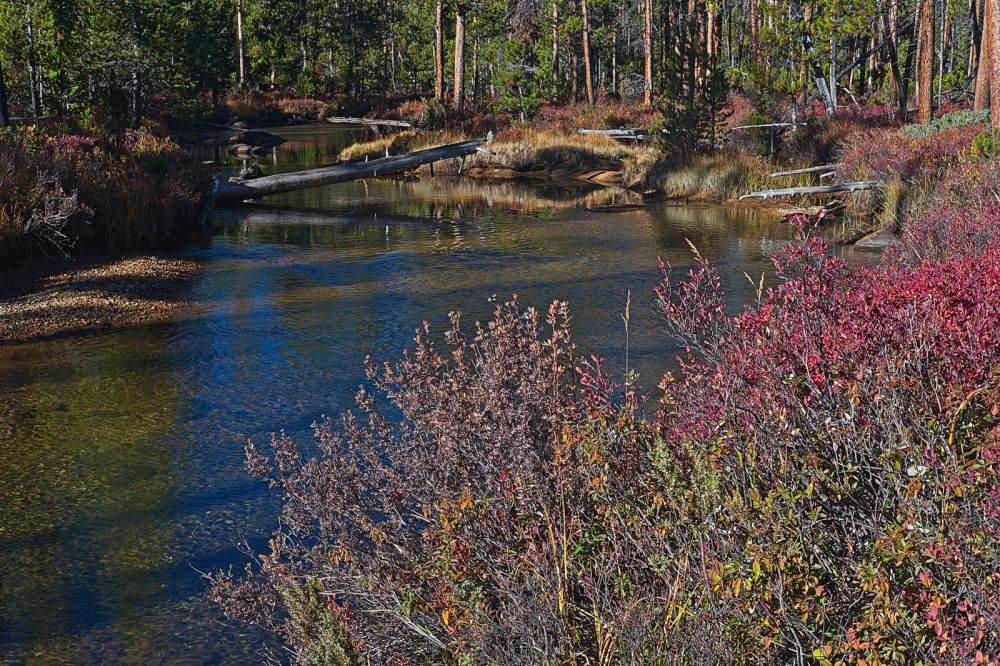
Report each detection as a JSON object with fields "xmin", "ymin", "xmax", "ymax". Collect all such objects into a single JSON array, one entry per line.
[{"xmin": 0, "ymin": 254, "xmax": 202, "ymax": 344}]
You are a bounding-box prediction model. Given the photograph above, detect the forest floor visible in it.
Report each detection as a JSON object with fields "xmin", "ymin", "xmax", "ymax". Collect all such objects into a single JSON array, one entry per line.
[{"xmin": 0, "ymin": 254, "xmax": 203, "ymax": 344}]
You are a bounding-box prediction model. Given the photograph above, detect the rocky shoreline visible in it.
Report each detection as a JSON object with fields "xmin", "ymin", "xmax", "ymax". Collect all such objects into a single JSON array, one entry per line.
[{"xmin": 0, "ymin": 255, "xmax": 203, "ymax": 344}]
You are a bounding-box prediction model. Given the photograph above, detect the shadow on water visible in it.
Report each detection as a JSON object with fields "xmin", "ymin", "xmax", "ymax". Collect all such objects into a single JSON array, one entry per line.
[{"xmin": 0, "ymin": 123, "xmax": 861, "ymax": 662}]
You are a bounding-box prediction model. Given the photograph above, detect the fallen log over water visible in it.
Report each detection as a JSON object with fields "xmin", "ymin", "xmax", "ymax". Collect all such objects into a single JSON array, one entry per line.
[
  {"xmin": 739, "ymin": 181, "xmax": 876, "ymax": 200},
  {"xmin": 213, "ymin": 138, "xmax": 486, "ymax": 205}
]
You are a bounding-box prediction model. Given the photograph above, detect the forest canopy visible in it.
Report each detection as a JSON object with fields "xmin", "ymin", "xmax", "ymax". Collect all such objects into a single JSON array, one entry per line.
[{"xmin": 0, "ymin": 0, "xmax": 993, "ymax": 129}]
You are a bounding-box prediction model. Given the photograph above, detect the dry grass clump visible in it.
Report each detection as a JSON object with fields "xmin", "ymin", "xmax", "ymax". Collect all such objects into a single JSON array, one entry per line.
[
  {"xmin": 467, "ymin": 129, "xmax": 655, "ymax": 174},
  {"xmin": 643, "ymin": 152, "xmax": 799, "ymax": 200},
  {"xmin": 338, "ymin": 130, "xmax": 468, "ymax": 162},
  {"xmin": 338, "ymin": 128, "xmax": 656, "ymax": 181}
]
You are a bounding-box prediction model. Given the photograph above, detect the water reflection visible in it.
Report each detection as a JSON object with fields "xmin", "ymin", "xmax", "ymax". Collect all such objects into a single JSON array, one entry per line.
[{"xmin": 0, "ymin": 124, "xmax": 841, "ymax": 662}]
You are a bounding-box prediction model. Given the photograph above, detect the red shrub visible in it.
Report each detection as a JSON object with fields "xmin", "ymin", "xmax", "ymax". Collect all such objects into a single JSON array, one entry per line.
[{"xmin": 654, "ymin": 223, "xmax": 1000, "ymax": 662}]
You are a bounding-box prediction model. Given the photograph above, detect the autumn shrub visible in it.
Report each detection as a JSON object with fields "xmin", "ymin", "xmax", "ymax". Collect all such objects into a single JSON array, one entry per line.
[
  {"xmin": 838, "ymin": 124, "xmax": 991, "ymax": 226},
  {"xmin": 535, "ymin": 101, "xmax": 654, "ymax": 133},
  {"xmin": 213, "ymin": 213, "xmax": 1000, "ymax": 664},
  {"xmin": 0, "ymin": 128, "xmax": 202, "ymax": 266},
  {"xmin": 651, "ymin": 226, "xmax": 1000, "ymax": 663},
  {"xmin": 278, "ymin": 97, "xmax": 339, "ymax": 120}
]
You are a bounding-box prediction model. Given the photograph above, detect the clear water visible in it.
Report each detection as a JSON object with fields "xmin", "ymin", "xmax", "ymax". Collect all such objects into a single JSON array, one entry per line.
[{"xmin": 0, "ymin": 125, "xmax": 858, "ymax": 663}]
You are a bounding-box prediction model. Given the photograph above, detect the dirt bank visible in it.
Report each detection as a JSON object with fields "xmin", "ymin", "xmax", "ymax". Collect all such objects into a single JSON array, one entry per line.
[{"xmin": 0, "ymin": 255, "xmax": 202, "ymax": 344}]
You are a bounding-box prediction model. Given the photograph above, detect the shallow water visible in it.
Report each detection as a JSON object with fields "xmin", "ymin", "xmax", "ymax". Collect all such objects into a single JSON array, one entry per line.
[{"xmin": 0, "ymin": 125, "xmax": 865, "ymax": 663}]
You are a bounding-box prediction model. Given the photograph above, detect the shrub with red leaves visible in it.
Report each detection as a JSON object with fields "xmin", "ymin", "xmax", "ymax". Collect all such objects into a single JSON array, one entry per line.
[{"xmin": 654, "ymin": 222, "xmax": 1000, "ymax": 662}]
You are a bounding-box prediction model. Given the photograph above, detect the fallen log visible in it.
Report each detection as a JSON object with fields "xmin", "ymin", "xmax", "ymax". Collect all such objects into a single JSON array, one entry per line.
[
  {"xmin": 324, "ymin": 117, "xmax": 413, "ymax": 128},
  {"xmin": 213, "ymin": 138, "xmax": 485, "ymax": 205},
  {"xmin": 769, "ymin": 163, "xmax": 841, "ymax": 177},
  {"xmin": 739, "ymin": 181, "xmax": 876, "ymax": 200},
  {"xmin": 729, "ymin": 122, "xmax": 805, "ymax": 130},
  {"xmin": 576, "ymin": 128, "xmax": 652, "ymax": 143}
]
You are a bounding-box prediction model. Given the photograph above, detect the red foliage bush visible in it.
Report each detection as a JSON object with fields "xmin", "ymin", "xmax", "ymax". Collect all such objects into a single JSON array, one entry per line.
[
  {"xmin": 654, "ymin": 223, "xmax": 1000, "ymax": 662},
  {"xmin": 838, "ymin": 125, "xmax": 984, "ymax": 183}
]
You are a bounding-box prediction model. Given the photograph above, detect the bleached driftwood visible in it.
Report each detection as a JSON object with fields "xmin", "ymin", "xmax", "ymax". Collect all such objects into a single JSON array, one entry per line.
[
  {"xmin": 739, "ymin": 181, "xmax": 876, "ymax": 200},
  {"xmin": 729, "ymin": 122, "xmax": 805, "ymax": 130},
  {"xmin": 769, "ymin": 163, "xmax": 841, "ymax": 177},
  {"xmin": 576, "ymin": 128, "xmax": 651, "ymax": 142},
  {"xmin": 324, "ymin": 117, "xmax": 413, "ymax": 128}
]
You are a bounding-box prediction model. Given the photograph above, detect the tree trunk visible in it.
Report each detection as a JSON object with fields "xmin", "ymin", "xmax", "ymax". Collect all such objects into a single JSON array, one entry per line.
[
  {"xmin": 25, "ymin": 4, "xmax": 40, "ymax": 117},
  {"xmin": 454, "ymin": 4, "xmax": 466, "ymax": 112},
  {"xmin": 979, "ymin": 0, "xmax": 995, "ymax": 110},
  {"xmin": 916, "ymin": 0, "xmax": 934, "ymax": 122},
  {"xmin": 991, "ymin": 0, "xmax": 1000, "ymax": 125},
  {"xmin": 571, "ymin": 50, "xmax": 578, "ymax": 101},
  {"xmin": 804, "ymin": 9, "xmax": 835, "ymax": 116},
  {"xmin": 434, "ymin": 0, "xmax": 444, "ymax": 100},
  {"xmin": 0, "ymin": 63, "xmax": 9, "ymax": 128},
  {"xmin": 552, "ymin": 1, "xmax": 559, "ymax": 86},
  {"xmin": 643, "ymin": 0, "xmax": 653, "ymax": 107},
  {"xmin": 472, "ymin": 26, "xmax": 479, "ymax": 105},
  {"xmin": 686, "ymin": 0, "xmax": 698, "ymax": 113},
  {"xmin": 882, "ymin": 1, "xmax": 907, "ymax": 119},
  {"xmin": 237, "ymin": 0, "xmax": 247, "ymax": 88},
  {"xmin": 131, "ymin": 64, "xmax": 142, "ymax": 130},
  {"xmin": 972, "ymin": 0, "xmax": 984, "ymax": 75},
  {"xmin": 938, "ymin": 2, "xmax": 949, "ymax": 110},
  {"xmin": 581, "ymin": 0, "xmax": 595, "ymax": 104}
]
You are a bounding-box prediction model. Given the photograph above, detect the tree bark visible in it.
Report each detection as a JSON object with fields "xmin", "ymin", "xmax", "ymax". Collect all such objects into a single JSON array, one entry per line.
[
  {"xmin": 434, "ymin": 0, "xmax": 444, "ymax": 100},
  {"xmin": 454, "ymin": 3, "xmax": 466, "ymax": 112},
  {"xmin": 643, "ymin": 0, "xmax": 653, "ymax": 107},
  {"xmin": 686, "ymin": 0, "xmax": 698, "ymax": 113},
  {"xmin": 991, "ymin": 0, "xmax": 1000, "ymax": 125},
  {"xmin": 237, "ymin": 0, "xmax": 247, "ymax": 88},
  {"xmin": 916, "ymin": 0, "xmax": 934, "ymax": 122},
  {"xmin": 581, "ymin": 0, "xmax": 595, "ymax": 104},
  {"xmin": 882, "ymin": 0, "xmax": 907, "ymax": 119},
  {"xmin": 977, "ymin": 0, "xmax": 993, "ymax": 110}
]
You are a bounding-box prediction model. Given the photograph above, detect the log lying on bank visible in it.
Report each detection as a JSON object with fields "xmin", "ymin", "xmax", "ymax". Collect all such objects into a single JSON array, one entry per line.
[
  {"xmin": 739, "ymin": 181, "xmax": 876, "ymax": 200},
  {"xmin": 769, "ymin": 163, "xmax": 841, "ymax": 177},
  {"xmin": 729, "ymin": 122, "xmax": 805, "ymax": 130},
  {"xmin": 213, "ymin": 138, "xmax": 486, "ymax": 205},
  {"xmin": 324, "ymin": 117, "xmax": 413, "ymax": 128},
  {"xmin": 577, "ymin": 128, "xmax": 651, "ymax": 142}
]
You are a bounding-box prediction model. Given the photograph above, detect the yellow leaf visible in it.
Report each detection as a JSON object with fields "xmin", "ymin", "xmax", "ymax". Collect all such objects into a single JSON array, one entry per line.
[{"xmin": 441, "ymin": 609, "xmax": 450, "ymax": 625}]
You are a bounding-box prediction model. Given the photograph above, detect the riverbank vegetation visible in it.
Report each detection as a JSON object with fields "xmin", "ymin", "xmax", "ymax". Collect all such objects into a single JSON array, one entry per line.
[
  {"xmin": 0, "ymin": 126, "xmax": 204, "ymax": 267},
  {"xmin": 212, "ymin": 206, "xmax": 1000, "ymax": 662}
]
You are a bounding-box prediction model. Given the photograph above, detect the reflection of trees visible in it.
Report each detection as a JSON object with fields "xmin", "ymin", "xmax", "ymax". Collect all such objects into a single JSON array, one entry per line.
[{"xmin": 0, "ymin": 332, "xmax": 182, "ymax": 661}]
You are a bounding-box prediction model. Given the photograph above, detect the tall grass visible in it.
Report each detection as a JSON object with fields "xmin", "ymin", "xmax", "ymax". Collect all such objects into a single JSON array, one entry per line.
[{"xmin": 643, "ymin": 152, "xmax": 800, "ymax": 200}]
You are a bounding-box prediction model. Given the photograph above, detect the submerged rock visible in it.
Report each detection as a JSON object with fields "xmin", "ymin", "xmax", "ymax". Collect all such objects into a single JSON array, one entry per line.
[{"xmin": 854, "ymin": 228, "xmax": 897, "ymax": 251}]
